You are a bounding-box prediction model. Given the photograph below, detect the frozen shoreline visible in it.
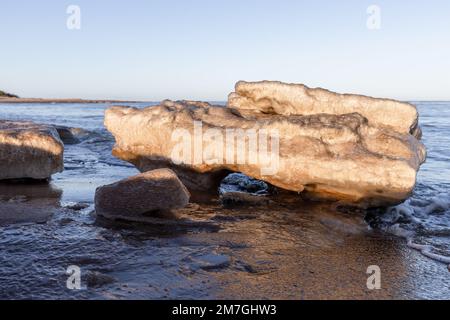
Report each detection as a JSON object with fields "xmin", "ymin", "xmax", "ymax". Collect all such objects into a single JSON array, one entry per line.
[{"xmin": 0, "ymin": 101, "xmax": 449, "ymax": 300}]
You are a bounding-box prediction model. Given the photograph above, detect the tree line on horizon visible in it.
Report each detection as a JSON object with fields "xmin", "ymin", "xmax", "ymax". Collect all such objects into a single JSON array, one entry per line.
[{"xmin": 0, "ymin": 90, "xmax": 19, "ymax": 98}]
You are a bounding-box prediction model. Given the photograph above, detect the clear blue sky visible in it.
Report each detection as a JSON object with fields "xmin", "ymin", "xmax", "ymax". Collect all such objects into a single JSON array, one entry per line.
[{"xmin": 1, "ymin": 0, "xmax": 449, "ymax": 101}]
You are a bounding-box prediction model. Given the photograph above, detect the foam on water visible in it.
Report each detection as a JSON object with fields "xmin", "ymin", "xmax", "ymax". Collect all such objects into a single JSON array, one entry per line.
[{"xmin": 368, "ymin": 192, "xmax": 450, "ymax": 266}]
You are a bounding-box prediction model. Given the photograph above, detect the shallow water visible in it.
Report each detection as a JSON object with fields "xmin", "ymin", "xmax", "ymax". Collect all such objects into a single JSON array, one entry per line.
[{"xmin": 0, "ymin": 102, "xmax": 449, "ymax": 299}]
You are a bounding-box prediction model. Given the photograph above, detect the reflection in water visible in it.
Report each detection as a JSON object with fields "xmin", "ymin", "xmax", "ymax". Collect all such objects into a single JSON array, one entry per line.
[
  {"xmin": 199, "ymin": 201, "xmax": 409, "ymax": 300},
  {"xmin": 0, "ymin": 181, "xmax": 62, "ymax": 225}
]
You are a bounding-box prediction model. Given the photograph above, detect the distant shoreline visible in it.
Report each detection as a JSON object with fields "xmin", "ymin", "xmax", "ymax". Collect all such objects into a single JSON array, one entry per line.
[{"xmin": 0, "ymin": 97, "xmax": 146, "ymax": 104}]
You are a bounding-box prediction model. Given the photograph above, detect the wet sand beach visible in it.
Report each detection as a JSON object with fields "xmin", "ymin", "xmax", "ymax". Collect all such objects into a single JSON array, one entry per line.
[{"xmin": 1, "ymin": 187, "xmax": 448, "ymax": 299}]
